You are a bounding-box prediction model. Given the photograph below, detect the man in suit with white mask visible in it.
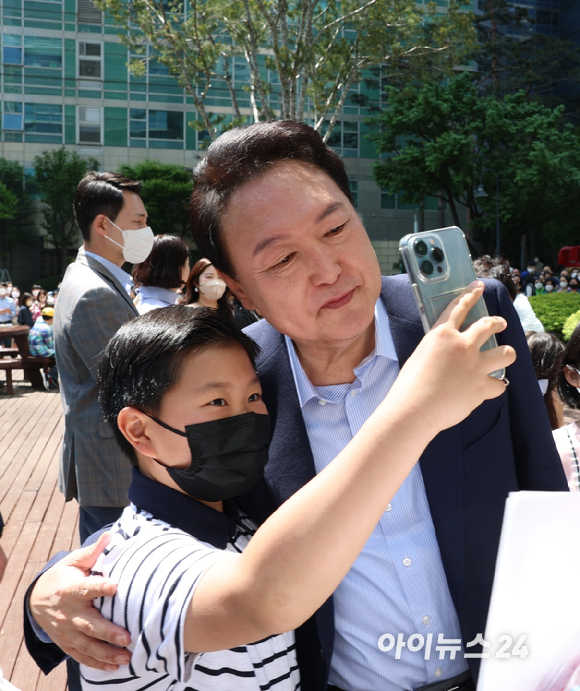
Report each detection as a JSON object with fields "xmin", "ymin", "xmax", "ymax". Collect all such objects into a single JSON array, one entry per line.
[{"xmin": 55, "ymin": 172, "xmax": 153, "ymax": 544}]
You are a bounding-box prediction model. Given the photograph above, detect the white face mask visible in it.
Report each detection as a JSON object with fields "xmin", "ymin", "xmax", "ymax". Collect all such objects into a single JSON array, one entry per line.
[
  {"xmin": 105, "ymin": 219, "xmax": 154, "ymax": 264},
  {"xmin": 32, "ymin": 290, "xmax": 39, "ymax": 297},
  {"xmin": 11, "ymin": 290, "xmax": 19, "ymax": 299},
  {"xmin": 545, "ymin": 284, "xmax": 554, "ymax": 292},
  {"xmin": 0, "ymin": 289, "xmax": 6, "ymax": 297},
  {"xmin": 560, "ymin": 281, "xmax": 568, "ymax": 289},
  {"xmin": 572, "ymin": 272, "xmax": 578, "ymax": 279},
  {"xmin": 535, "ymin": 283, "xmax": 543, "ymax": 291},
  {"xmin": 200, "ymin": 279, "xmax": 227, "ymax": 302}
]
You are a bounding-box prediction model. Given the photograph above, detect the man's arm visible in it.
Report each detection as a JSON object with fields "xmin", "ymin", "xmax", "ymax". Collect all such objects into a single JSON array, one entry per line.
[
  {"xmin": 67, "ymin": 285, "xmax": 136, "ymax": 383},
  {"xmin": 25, "ymin": 532, "xmax": 131, "ymax": 673}
]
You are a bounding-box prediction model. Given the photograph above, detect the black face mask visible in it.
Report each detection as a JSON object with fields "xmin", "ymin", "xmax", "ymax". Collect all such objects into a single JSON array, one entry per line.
[{"xmin": 146, "ymin": 412, "xmax": 271, "ymax": 502}]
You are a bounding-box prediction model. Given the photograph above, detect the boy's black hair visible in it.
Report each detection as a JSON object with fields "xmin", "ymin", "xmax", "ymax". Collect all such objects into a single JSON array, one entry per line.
[{"xmin": 98, "ymin": 305, "xmax": 260, "ymax": 465}]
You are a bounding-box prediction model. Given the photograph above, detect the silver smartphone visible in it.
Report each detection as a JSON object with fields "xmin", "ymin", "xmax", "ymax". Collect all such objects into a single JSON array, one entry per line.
[{"xmin": 399, "ymin": 226, "xmax": 505, "ymax": 380}]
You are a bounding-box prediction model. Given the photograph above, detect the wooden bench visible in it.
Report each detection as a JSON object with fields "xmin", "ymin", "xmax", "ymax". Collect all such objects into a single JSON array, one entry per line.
[{"xmin": 0, "ymin": 325, "xmax": 56, "ymax": 394}]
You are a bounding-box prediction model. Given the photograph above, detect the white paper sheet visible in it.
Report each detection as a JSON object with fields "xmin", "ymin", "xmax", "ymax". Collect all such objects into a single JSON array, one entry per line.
[{"xmin": 477, "ymin": 491, "xmax": 580, "ymax": 691}]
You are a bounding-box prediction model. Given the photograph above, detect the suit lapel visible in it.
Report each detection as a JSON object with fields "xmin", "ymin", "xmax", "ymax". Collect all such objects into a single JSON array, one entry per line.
[
  {"xmin": 254, "ymin": 322, "xmax": 317, "ymax": 506},
  {"xmin": 78, "ymin": 249, "xmax": 138, "ymax": 315},
  {"xmin": 381, "ymin": 275, "xmax": 465, "ymax": 609}
]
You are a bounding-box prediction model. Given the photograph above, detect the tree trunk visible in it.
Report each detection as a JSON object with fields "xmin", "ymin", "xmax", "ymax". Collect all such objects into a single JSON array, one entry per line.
[{"xmin": 438, "ymin": 192, "xmax": 445, "ymax": 227}]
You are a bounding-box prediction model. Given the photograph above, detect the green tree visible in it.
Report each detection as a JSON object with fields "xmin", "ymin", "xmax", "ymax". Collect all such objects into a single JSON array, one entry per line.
[
  {"xmin": 118, "ymin": 160, "xmax": 192, "ymax": 237},
  {"xmin": 0, "ymin": 160, "xmax": 34, "ymax": 267},
  {"xmin": 370, "ymin": 73, "xmax": 580, "ymax": 261},
  {"xmin": 93, "ymin": 0, "xmax": 475, "ymax": 142},
  {"xmin": 34, "ymin": 148, "xmax": 99, "ymax": 274}
]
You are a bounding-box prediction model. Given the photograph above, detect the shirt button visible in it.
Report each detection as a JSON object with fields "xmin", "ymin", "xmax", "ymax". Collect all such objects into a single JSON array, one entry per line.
[
  {"xmin": 422, "ymin": 616, "xmax": 430, "ymax": 625},
  {"xmin": 403, "ymin": 557, "xmax": 412, "ymax": 567},
  {"xmin": 435, "ymin": 668, "xmax": 443, "ymax": 677},
  {"xmin": 351, "ymin": 390, "xmax": 357, "ymax": 396},
  {"xmin": 318, "ymin": 400, "xmax": 326, "ymax": 405},
  {"xmin": 386, "ymin": 503, "xmax": 392, "ymax": 512}
]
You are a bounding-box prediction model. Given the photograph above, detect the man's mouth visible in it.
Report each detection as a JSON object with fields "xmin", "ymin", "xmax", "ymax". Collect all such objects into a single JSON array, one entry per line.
[{"xmin": 321, "ymin": 288, "xmax": 355, "ymax": 310}]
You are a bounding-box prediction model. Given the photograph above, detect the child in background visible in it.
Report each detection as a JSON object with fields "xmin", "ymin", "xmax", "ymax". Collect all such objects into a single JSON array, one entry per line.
[{"xmin": 28, "ymin": 307, "xmax": 58, "ymax": 390}]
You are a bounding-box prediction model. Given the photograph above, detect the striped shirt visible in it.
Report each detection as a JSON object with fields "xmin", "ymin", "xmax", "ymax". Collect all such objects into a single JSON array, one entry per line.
[{"xmin": 80, "ymin": 469, "xmax": 300, "ymax": 691}]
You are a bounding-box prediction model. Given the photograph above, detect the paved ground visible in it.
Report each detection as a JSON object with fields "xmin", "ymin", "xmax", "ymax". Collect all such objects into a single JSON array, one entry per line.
[{"xmin": 0, "ymin": 372, "xmax": 75, "ymax": 691}]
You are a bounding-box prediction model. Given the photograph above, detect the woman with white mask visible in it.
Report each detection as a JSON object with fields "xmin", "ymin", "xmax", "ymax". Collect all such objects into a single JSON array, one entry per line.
[{"xmin": 182, "ymin": 257, "xmax": 232, "ymax": 314}]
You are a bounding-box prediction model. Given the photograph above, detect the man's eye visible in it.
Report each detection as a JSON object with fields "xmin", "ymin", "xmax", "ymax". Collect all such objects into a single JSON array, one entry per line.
[
  {"xmin": 327, "ymin": 223, "xmax": 346, "ymax": 235},
  {"xmin": 208, "ymin": 398, "xmax": 227, "ymax": 406},
  {"xmin": 277, "ymin": 254, "xmax": 292, "ymax": 266},
  {"xmin": 248, "ymin": 393, "xmax": 262, "ymax": 402}
]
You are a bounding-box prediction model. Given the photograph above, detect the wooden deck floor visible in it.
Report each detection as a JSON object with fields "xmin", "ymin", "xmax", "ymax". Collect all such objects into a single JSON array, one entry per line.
[{"xmin": 0, "ymin": 372, "xmax": 77, "ymax": 691}]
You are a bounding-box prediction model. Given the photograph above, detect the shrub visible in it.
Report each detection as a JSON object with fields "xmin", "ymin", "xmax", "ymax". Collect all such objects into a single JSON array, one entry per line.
[
  {"xmin": 563, "ymin": 308, "xmax": 580, "ymax": 341},
  {"xmin": 528, "ymin": 293, "xmax": 580, "ymax": 339}
]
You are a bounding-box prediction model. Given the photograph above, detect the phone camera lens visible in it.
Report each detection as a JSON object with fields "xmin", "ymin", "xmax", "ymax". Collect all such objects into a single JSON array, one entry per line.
[
  {"xmin": 431, "ymin": 247, "xmax": 444, "ymax": 263},
  {"xmin": 421, "ymin": 260, "xmax": 434, "ymax": 276},
  {"xmin": 415, "ymin": 240, "xmax": 428, "ymax": 256}
]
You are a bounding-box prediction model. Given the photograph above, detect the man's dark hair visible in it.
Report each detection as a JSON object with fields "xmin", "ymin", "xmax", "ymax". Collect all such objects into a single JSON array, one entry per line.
[
  {"xmin": 473, "ymin": 255, "xmax": 517, "ymax": 301},
  {"xmin": 74, "ymin": 171, "xmax": 142, "ymax": 242},
  {"xmin": 190, "ymin": 120, "xmax": 353, "ymax": 278},
  {"xmin": 559, "ymin": 323, "xmax": 580, "ymax": 409},
  {"xmin": 98, "ymin": 305, "xmax": 260, "ymax": 464},
  {"xmin": 132, "ymin": 235, "xmax": 189, "ymax": 290}
]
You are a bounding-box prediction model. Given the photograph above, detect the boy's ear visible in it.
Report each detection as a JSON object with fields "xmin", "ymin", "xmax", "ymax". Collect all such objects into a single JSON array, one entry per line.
[
  {"xmin": 221, "ymin": 274, "xmax": 257, "ymax": 311},
  {"xmin": 117, "ymin": 407, "xmax": 158, "ymax": 459}
]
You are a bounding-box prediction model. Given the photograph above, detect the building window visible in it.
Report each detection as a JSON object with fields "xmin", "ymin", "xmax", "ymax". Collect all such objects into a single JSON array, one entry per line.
[
  {"xmin": 78, "ymin": 107, "xmax": 101, "ymax": 143},
  {"xmin": 78, "ymin": 42, "xmax": 101, "ymax": 80},
  {"xmin": 24, "ymin": 37, "xmax": 62, "ymax": 69},
  {"xmin": 149, "ymin": 110, "xmax": 183, "ymax": 139},
  {"xmin": 381, "ymin": 189, "xmax": 397, "ymax": 209},
  {"xmin": 3, "ymin": 102, "xmax": 23, "ymax": 130},
  {"xmin": 130, "ymin": 108, "xmax": 183, "ymax": 145},
  {"xmin": 24, "ymin": 103, "xmax": 62, "ymax": 134},
  {"xmin": 3, "ymin": 35, "xmax": 22, "ymax": 66},
  {"xmin": 77, "ymin": 0, "xmax": 102, "ymax": 24},
  {"xmin": 326, "ymin": 120, "xmax": 359, "ymax": 157}
]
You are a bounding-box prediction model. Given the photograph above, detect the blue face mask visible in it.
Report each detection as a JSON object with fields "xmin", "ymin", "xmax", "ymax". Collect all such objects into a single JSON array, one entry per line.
[{"xmin": 145, "ymin": 412, "xmax": 271, "ymax": 502}]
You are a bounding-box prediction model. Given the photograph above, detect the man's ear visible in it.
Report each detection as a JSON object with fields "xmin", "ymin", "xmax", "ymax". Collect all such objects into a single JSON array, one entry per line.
[
  {"xmin": 92, "ymin": 213, "xmax": 109, "ymax": 239},
  {"xmin": 117, "ymin": 407, "xmax": 157, "ymax": 459},
  {"xmin": 221, "ymin": 273, "xmax": 257, "ymax": 311}
]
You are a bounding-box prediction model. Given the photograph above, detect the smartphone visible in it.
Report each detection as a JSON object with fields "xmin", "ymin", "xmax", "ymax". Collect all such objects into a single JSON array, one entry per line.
[{"xmin": 399, "ymin": 226, "xmax": 505, "ymax": 380}]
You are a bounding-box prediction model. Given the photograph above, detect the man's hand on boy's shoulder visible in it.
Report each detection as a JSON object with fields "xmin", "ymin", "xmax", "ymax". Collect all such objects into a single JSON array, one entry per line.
[{"xmin": 29, "ymin": 533, "xmax": 132, "ymax": 670}]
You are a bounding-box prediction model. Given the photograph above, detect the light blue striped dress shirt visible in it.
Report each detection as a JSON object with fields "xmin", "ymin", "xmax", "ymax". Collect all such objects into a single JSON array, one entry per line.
[{"xmin": 285, "ymin": 299, "xmax": 468, "ymax": 691}]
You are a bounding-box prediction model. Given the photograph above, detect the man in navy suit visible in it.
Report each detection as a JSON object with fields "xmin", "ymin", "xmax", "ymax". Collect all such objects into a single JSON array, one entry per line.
[{"xmin": 26, "ymin": 121, "xmax": 567, "ymax": 691}]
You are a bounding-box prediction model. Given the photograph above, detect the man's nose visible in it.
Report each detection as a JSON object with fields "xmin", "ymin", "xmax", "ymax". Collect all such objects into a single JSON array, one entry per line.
[{"xmin": 308, "ymin": 244, "xmax": 342, "ymax": 286}]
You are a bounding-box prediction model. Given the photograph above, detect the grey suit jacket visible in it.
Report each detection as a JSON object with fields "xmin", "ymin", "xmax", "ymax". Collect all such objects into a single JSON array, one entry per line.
[{"xmin": 54, "ymin": 248, "xmax": 138, "ymax": 507}]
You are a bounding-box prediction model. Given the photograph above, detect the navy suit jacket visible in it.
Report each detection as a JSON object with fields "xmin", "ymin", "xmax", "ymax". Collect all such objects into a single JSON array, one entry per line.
[{"xmin": 238, "ymin": 275, "xmax": 568, "ymax": 689}]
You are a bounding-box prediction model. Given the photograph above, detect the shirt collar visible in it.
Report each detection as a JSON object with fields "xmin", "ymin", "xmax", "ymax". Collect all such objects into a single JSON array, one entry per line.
[
  {"xmin": 138, "ymin": 286, "xmax": 180, "ymax": 304},
  {"xmin": 128, "ymin": 467, "xmax": 241, "ymax": 548},
  {"xmin": 285, "ymin": 299, "xmax": 398, "ymax": 408},
  {"xmin": 83, "ymin": 248, "xmax": 133, "ymax": 295}
]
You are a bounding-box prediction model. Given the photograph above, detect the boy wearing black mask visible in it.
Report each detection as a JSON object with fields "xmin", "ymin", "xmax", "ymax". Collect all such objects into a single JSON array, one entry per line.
[{"xmin": 82, "ymin": 293, "xmax": 512, "ymax": 691}]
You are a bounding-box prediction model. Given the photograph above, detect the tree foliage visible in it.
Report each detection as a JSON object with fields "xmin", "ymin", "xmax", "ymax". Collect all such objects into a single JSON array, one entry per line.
[
  {"xmin": 118, "ymin": 160, "xmax": 192, "ymax": 238},
  {"xmin": 0, "ymin": 159, "xmax": 34, "ymax": 265},
  {"xmin": 370, "ymin": 73, "xmax": 580, "ymax": 261},
  {"xmin": 33, "ymin": 148, "xmax": 99, "ymax": 274},
  {"xmin": 92, "ymin": 0, "xmax": 476, "ymax": 141}
]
